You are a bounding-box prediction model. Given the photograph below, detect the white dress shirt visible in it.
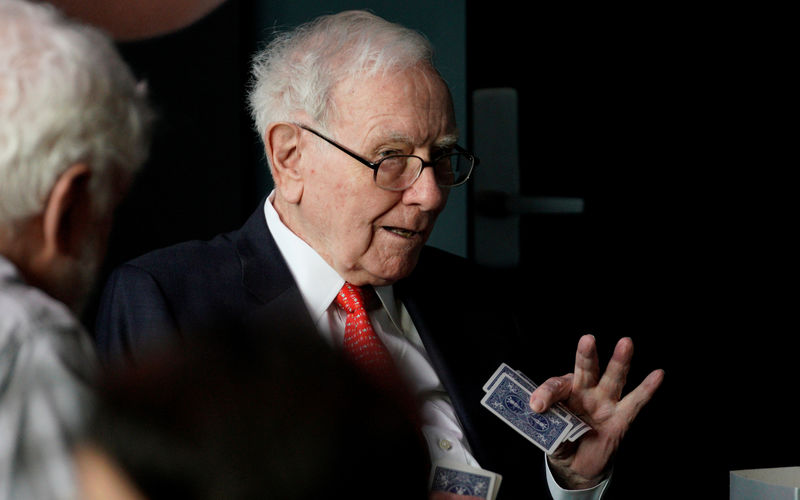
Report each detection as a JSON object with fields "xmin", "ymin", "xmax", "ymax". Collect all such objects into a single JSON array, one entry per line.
[{"xmin": 263, "ymin": 193, "xmax": 607, "ymax": 499}]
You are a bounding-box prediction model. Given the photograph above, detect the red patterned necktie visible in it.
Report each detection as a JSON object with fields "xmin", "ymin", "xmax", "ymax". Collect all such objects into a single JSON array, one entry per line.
[{"xmin": 335, "ymin": 283, "xmax": 395, "ymax": 383}]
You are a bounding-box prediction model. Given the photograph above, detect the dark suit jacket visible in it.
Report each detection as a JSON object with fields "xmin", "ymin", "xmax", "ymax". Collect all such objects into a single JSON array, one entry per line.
[{"xmin": 96, "ymin": 203, "xmax": 556, "ymax": 499}]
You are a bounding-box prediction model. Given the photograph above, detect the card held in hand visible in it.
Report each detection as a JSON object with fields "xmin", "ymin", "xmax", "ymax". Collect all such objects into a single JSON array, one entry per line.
[
  {"xmin": 482, "ymin": 363, "xmax": 593, "ymax": 451},
  {"xmin": 429, "ymin": 460, "xmax": 502, "ymax": 500},
  {"xmin": 483, "ymin": 362, "xmax": 535, "ymax": 393},
  {"xmin": 481, "ymin": 373, "xmax": 574, "ymax": 455}
]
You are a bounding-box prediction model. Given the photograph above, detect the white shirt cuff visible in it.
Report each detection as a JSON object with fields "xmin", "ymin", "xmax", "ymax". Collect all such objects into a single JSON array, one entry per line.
[{"xmin": 545, "ymin": 455, "xmax": 611, "ymax": 500}]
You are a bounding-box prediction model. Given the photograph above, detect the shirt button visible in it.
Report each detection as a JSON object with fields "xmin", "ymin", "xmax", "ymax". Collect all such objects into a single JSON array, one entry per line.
[{"xmin": 438, "ymin": 439, "xmax": 453, "ymax": 451}]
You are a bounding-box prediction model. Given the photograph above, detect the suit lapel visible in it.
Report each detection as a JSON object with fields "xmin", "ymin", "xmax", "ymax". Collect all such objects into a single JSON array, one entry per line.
[
  {"xmin": 236, "ymin": 203, "xmax": 296, "ymax": 303},
  {"xmin": 234, "ymin": 203, "xmax": 318, "ymax": 336}
]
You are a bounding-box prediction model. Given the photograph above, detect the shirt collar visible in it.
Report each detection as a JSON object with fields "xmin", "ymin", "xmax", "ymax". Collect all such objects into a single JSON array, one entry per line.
[
  {"xmin": 263, "ymin": 192, "xmax": 402, "ymax": 325},
  {"xmin": 373, "ymin": 285, "xmax": 403, "ymax": 331},
  {"xmin": 264, "ymin": 192, "xmax": 342, "ymax": 324}
]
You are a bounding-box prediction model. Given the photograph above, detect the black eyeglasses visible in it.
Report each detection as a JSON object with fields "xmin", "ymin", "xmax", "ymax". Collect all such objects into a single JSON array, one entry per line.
[{"xmin": 297, "ymin": 124, "xmax": 478, "ymax": 191}]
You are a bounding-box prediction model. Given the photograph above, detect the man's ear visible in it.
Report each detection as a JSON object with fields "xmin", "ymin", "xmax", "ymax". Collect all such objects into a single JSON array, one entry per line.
[
  {"xmin": 40, "ymin": 163, "xmax": 93, "ymax": 261},
  {"xmin": 265, "ymin": 122, "xmax": 304, "ymax": 204}
]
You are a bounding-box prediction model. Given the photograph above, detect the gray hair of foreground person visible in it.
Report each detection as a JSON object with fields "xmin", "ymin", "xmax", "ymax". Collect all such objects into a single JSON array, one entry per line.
[
  {"xmin": 247, "ymin": 10, "xmax": 441, "ymax": 150},
  {"xmin": 0, "ymin": 0, "xmax": 152, "ymax": 228}
]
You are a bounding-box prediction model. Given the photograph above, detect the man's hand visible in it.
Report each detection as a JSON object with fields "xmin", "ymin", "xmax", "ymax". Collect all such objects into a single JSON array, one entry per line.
[{"xmin": 529, "ymin": 334, "xmax": 664, "ymax": 489}]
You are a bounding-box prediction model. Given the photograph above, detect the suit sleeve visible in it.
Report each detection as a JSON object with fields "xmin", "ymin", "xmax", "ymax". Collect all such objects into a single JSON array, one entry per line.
[{"xmin": 94, "ymin": 264, "xmax": 180, "ymax": 366}]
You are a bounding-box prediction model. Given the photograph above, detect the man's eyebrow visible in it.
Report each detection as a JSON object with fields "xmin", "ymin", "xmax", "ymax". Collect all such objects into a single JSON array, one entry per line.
[
  {"xmin": 436, "ymin": 133, "xmax": 460, "ymax": 149},
  {"xmin": 379, "ymin": 131, "xmax": 460, "ymax": 148}
]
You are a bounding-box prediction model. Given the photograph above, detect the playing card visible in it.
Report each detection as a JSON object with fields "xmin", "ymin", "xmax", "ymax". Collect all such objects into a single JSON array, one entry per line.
[
  {"xmin": 515, "ymin": 369, "xmax": 536, "ymax": 388},
  {"xmin": 544, "ymin": 396, "xmax": 591, "ymax": 443},
  {"xmin": 429, "ymin": 460, "xmax": 502, "ymax": 499},
  {"xmin": 481, "ymin": 374, "xmax": 573, "ymax": 455},
  {"xmin": 483, "ymin": 362, "xmax": 535, "ymax": 393},
  {"xmin": 566, "ymin": 413, "xmax": 592, "ymax": 442},
  {"xmin": 567, "ymin": 425, "xmax": 591, "ymax": 442},
  {"xmin": 484, "ymin": 363, "xmax": 593, "ymax": 444}
]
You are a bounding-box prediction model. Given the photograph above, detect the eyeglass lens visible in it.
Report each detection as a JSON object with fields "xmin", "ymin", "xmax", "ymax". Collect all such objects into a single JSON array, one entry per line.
[{"xmin": 375, "ymin": 153, "xmax": 472, "ymax": 190}]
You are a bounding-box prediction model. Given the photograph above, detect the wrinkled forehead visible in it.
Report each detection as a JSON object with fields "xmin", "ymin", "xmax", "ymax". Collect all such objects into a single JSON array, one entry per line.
[{"xmin": 327, "ymin": 64, "xmax": 458, "ymax": 146}]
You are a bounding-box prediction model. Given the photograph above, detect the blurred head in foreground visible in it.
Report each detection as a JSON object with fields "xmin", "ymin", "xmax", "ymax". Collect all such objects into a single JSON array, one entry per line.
[
  {"xmin": 0, "ymin": 0, "xmax": 152, "ymax": 314},
  {"xmin": 76, "ymin": 327, "xmax": 430, "ymax": 499}
]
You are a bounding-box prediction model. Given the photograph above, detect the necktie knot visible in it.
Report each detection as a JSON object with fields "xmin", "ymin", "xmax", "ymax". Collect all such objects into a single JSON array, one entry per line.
[{"xmin": 335, "ymin": 282, "xmax": 366, "ymax": 315}]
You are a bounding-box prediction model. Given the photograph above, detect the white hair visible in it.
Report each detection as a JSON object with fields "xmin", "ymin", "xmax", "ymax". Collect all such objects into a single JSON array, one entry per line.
[
  {"xmin": 248, "ymin": 10, "xmax": 440, "ymax": 147},
  {"xmin": 0, "ymin": 0, "xmax": 153, "ymax": 226}
]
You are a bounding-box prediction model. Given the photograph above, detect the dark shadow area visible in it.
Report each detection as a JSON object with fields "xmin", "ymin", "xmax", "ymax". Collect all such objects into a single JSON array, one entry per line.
[
  {"xmin": 82, "ymin": 0, "xmax": 263, "ymax": 331},
  {"xmin": 467, "ymin": 2, "xmax": 796, "ymax": 498},
  {"xmin": 86, "ymin": 324, "xmax": 430, "ymax": 500}
]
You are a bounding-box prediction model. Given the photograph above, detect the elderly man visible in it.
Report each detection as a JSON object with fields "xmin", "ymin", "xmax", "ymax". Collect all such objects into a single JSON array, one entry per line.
[
  {"xmin": 96, "ymin": 10, "xmax": 663, "ymax": 499},
  {"xmin": 0, "ymin": 1, "xmax": 152, "ymax": 498}
]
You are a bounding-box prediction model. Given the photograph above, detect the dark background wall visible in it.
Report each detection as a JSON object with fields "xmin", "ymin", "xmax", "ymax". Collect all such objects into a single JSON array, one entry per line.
[
  {"xmin": 74, "ymin": 1, "xmax": 795, "ymax": 498},
  {"xmin": 467, "ymin": 4, "xmax": 683, "ymax": 497},
  {"xmin": 465, "ymin": 3, "xmax": 796, "ymax": 499}
]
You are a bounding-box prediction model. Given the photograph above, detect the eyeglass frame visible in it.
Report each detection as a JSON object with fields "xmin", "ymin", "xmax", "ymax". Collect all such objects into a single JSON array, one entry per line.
[{"xmin": 295, "ymin": 124, "xmax": 478, "ymax": 192}]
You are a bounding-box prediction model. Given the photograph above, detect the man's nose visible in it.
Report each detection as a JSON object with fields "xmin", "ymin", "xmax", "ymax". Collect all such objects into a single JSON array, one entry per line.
[{"xmin": 401, "ymin": 164, "xmax": 447, "ymax": 212}]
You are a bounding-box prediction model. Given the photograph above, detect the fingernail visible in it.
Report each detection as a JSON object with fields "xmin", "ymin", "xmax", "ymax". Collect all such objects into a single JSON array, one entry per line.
[{"xmin": 531, "ymin": 399, "xmax": 545, "ymax": 413}]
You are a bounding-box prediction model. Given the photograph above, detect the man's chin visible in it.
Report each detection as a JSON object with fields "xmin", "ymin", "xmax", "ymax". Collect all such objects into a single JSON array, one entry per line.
[{"xmin": 344, "ymin": 258, "xmax": 420, "ymax": 287}]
